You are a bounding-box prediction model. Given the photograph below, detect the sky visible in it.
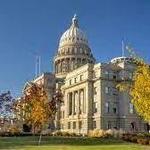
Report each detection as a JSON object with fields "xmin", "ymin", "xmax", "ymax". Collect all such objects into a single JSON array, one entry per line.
[{"xmin": 0, "ymin": 0, "xmax": 150, "ymax": 97}]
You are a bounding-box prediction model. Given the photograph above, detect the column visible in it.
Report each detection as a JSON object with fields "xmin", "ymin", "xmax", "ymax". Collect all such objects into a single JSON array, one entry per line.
[
  {"xmin": 82, "ymin": 89, "xmax": 85, "ymax": 113},
  {"xmin": 72, "ymin": 92, "xmax": 75, "ymax": 115},
  {"xmin": 74, "ymin": 91, "xmax": 78, "ymax": 114},
  {"xmin": 67, "ymin": 93, "xmax": 69, "ymax": 116},
  {"xmin": 68, "ymin": 92, "xmax": 72, "ymax": 116},
  {"xmin": 77, "ymin": 90, "xmax": 80, "ymax": 115}
]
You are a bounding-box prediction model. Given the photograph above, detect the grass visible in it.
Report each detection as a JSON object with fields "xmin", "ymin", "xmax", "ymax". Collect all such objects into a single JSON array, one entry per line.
[{"xmin": 0, "ymin": 136, "xmax": 149, "ymax": 150}]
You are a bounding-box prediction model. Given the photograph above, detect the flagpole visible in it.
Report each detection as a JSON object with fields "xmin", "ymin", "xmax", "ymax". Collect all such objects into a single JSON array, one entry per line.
[{"xmin": 122, "ymin": 40, "xmax": 125, "ymax": 57}]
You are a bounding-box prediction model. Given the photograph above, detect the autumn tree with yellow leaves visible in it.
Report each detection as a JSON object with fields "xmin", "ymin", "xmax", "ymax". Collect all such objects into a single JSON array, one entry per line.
[
  {"xmin": 118, "ymin": 57, "xmax": 150, "ymax": 123},
  {"xmin": 130, "ymin": 64, "xmax": 150, "ymax": 122},
  {"xmin": 14, "ymin": 82, "xmax": 62, "ymax": 134}
]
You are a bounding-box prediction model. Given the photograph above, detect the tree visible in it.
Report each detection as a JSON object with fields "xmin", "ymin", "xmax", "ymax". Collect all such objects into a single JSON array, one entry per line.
[
  {"xmin": 14, "ymin": 82, "xmax": 62, "ymax": 133},
  {"xmin": 130, "ymin": 64, "xmax": 150, "ymax": 122},
  {"xmin": 117, "ymin": 56, "xmax": 150, "ymax": 122},
  {"xmin": 0, "ymin": 91, "xmax": 15, "ymax": 130}
]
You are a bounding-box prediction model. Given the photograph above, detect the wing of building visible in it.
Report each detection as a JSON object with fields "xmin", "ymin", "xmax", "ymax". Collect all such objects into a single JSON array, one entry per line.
[{"xmin": 23, "ymin": 15, "xmax": 149, "ymax": 134}]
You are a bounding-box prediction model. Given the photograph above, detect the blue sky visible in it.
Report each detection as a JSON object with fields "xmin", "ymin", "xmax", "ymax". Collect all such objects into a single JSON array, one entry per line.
[{"xmin": 0, "ymin": 0, "xmax": 150, "ymax": 97}]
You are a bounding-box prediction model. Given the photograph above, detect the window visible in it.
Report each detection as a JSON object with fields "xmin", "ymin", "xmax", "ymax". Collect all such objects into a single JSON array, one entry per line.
[
  {"xmin": 113, "ymin": 102, "xmax": 117, "ymax": 114},
  {"xmin": 79, "ymin": 121, "xmax": 82, "ymax": 129},
  {"xmin": 73, "ymin": 122, "xmax": 76, "ymax": 129},
  {"xmin": 75, "ymin": 48, "xmax": 77, "ymax": 53},
  {"xmin": 62, "ymin": 111, "xmax": 65, "ymax": 118},
  {"xmin": 112, "ymin": 87, "xmax": 118, "ymax": 95},
  {"xmin": 129, "ymin": 72, "xmax": 133, "ymax": 79},
  {"xmin": 93, "ymin": 121, "xmax": 96, "ymax": 129},
  {"xmin": 129, "ymin": 103, "xmax": 134, "ymax": 114},
  {"xmin": 105, "ymin": 87, "xmax": 110, "ymax": 94},
  {"xmin": 74, "ymin": 77, "xmax": 77, "ymax": 83},
  {"xmin": 61, "ymin": 124, "xmax": 64, "ymax": 129},
  {"xmin": 105, "ymin": 71, "xmax": 109, "ymax": 78},
  {"xmin": 94, "ymin": 87, "xmax": 97, "ymax": 95},
  {"xmin": 105, "ymin": 102, "xmax": 110, "ymax": 113},
  {"xmin": 93, "ymin": 102, "xmax": 98, "ymax": 113},
  {"xmin": 69, "ymin": 79, "xmax": 72, "ymax": 85},
  {"xmin": 68, "ymin": 122, "xmax": 71, "ymax": 129},
  {"xmin": 80, "ymin": 48, "xmax": 82, "ymax": 54},
  {"xmin": 80, "ymin": 75, "xmax": 83, "ymax": 81},
  {"xmin": 107, "ymin": 121, "xmax": 111, "ymax": 129},
  {"xmin": 130, "ymin": 122, "xmax": 136, "ymax": 131},
  {"xmin": 113, "ymin": 107, "xmax": 117, "ymax": 114},
  {"xmin": 113, "ymin": 75, "xmax": 117, "ymax": 79}
]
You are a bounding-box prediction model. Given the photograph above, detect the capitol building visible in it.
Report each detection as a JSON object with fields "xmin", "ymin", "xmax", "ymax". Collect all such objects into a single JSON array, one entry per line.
[{"xmin": 25, "ymin": 15, "xmax": 148, "ymax": 134}]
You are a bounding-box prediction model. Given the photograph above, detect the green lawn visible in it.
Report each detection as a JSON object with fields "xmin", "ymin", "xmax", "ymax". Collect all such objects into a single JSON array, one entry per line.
[{"xmin": 0, "ymin": 136, "xmax": 149, "ymax": 150}]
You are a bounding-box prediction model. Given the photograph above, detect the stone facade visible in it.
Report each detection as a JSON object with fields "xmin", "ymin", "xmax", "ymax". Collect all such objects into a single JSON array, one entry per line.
[
  {"xmin": 55, "ymin": 58, "xmax": 147, "ymax": 134},
  {"xmin": 24, "ymin": 72, "xmax": 55, "ymax": 102}
]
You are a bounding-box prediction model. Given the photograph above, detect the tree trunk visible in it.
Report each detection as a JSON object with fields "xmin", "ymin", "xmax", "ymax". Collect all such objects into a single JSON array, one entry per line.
[
  {"xmin": 38, "ymin": 124, "xmax": 43, "ymax": 145},
  {"xmin": 38, "ymin": 133, "xmax": 42, "ymax": 145}
]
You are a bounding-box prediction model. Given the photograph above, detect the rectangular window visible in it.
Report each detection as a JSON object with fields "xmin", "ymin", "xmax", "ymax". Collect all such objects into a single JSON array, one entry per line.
[
  {"xmin": 69, "ymin": 79, "xmax": 72, "ymax": 85},
  {"xmin": 113, "ymin": 75, "xmax": 117, "ymax": 79},
  {"xmin": 93, "ymin": 102, "xmax": 98, "ymax": 113},
  {"xmin": 73, "ymin": 121, "xmax": 76, "ymax": 129},
  {"xmin": 61, "ymin": 124, "xmax": 64, "ymax": 129},
  {"xmin": 94, "ymin": 87, "xmax": 97, "ymax": 95},
  {"xmin": 105, "ymin": 87, "xmax": 110, "ymax": 94},
  {"xmin": 80, "ymin": 75, "xmax": 83, "ymax": 81},
  {"xmin": 62, "ymin": 111, "xmax": 65, "ymax": 118},
  {"xmin": 93, "ymin": 121, "xmax": 96, "ymax": 129},
  {"xmin": 107, "ymin": 121, "xmax": 111, "ymax": 129},
  {"xmin": 112, "ymin": 87, "xmax": 118, "ymax": 95},
  {"xmin": 74, "ymin": 77, "xmax": 77, "ymax": 83},
  {"xmin": 113, "ymin": 102, "xmax": 118, "ymax": 114},
  {"xmin": 129, "ymin": 72, "xmax": 133, "ymax": 79},
  {"xmin": 105, "ymin": 102, "xmax": 110, "ymax": 113},
  {"xmin": 68, "ymin": 122, "xmax": 71, "ymax": 129},
  {"xmin": 129, "ymin": 103, "xmax": 134, "ymax": 114},
  {"xmin": 105, "ymin": 71, "xmax": 109, "ymax": 78},
  {"xmin": 113, "ymin": 107, "xmax": 117, "ymax": 114},
  {"xmin": 79, "ymin": 121, "xmax": 82, "ymax": 129}
]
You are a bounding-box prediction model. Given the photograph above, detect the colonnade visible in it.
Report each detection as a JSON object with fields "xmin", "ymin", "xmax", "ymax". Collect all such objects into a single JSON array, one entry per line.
[
  {"xmin": 55, "ymin": 58, "xmax": 88, "ymax": 74},
  {"xmin": 67, "ymin": 89, "xmax": 85, "ymax": 116}
]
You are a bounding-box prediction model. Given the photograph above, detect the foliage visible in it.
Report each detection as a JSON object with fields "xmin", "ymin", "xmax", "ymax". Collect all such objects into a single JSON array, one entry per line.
[
  {"xmin": 0, "ymin": 91, "xmax": 14, "ymax": 120},
  {"xmin": 14, "ymin": 82, "xmax": 62, "ymax": 133},
  {"xmin": 122, "ymin": 133, "xmax": 150, "ymax": 145},
  {"xmin": 130, "ymin": 64, "xmax": 150, "ymax": 122},
  {"xmin": 117, "ymin": 58, "xmax": 150, "ymax": 122},
  {"xmin": 51, "ymin": 131, "xmax": 81, "ymax": 137},
  {"xmin": 87, "ymin": 129, "xmax": 124, "ymax": 138},
  {"xmin": 88, "ymin": 129, "xmax": 106, "ymax": 138}
]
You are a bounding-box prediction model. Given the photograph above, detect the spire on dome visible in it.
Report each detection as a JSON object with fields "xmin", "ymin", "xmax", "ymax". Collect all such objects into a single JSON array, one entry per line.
[{"xmin": 71, "ymin": 14, "xmax": 79, "ymax": 28}]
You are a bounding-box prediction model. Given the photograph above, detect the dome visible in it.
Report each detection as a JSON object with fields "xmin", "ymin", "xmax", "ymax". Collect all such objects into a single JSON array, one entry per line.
[
  {"xmin": 54, "ymin": 15, "xmax": 95, "ymax": 79},
  {"xmin": 59, "ymin": 15, "xmax": 88, "ymax": 47},
  {"xmin": 110, "ymin": 57, "xmax": 136, "ymax": 64}
]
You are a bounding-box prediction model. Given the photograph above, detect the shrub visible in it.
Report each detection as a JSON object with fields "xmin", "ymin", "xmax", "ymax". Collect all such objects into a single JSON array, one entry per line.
[
  {"xmin": 130, "ymin": 136, "xmax": 138, "ymax": 143},
  {"xmin": 61, "ymin": 131, "xmax": 70, "ymax": 137},
  {"xmin": 88, "ymin": 129, "xmax": 109, "ymax": 138},
  {"xmin": 69, "ymin": 132, "xmax": 77, "ymax": 137},
  {"xmin": 122, "ymin": 133, "xmax": 150, "ymax": 145},
  {"xmin": 52, "ymin": 131, "xmax": 63, "ymax": 136},
  {"xmin": 137, "ymin": 138, "xmax": 149, "ymax": 145},
  {"xmin": 51, "ymin": 131, "xmax": 79, "ymax": 137},
  {"xmin": 105, "ymin": 129, "xmax": 125, "ymax": 138}
]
